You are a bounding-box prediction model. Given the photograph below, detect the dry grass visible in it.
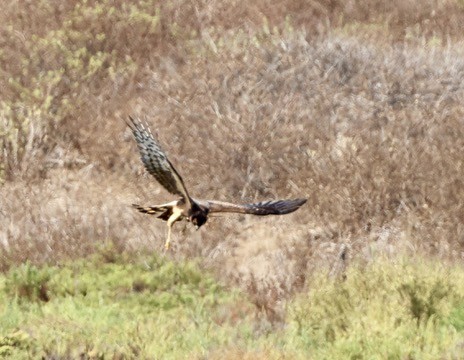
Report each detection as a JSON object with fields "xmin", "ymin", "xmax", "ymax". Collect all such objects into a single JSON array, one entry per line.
[{"xmin": 2, "ymin": 0, "xmax": 464, "ymax": 318}]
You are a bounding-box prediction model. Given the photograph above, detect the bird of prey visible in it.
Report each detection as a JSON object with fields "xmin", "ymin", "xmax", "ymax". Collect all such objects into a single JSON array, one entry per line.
[{"xmin": 127, "ymin": 116, "xmax": 307, "ymax": 250}]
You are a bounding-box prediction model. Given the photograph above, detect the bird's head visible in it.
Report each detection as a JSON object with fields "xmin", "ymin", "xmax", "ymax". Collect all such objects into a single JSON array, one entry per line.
[
  {"xmin": 189, "ymin": 204, "xmax": 209, "ymax": 230},
  {"xmin": 191, "ymin": 212, "xmax": 208, "ymax": 229}
]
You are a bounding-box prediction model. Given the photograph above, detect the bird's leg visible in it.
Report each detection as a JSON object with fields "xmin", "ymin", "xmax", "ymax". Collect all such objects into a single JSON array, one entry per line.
[
  {"xmin": 165, "ymin": 223, "xmax": 172, "ymax": 251},
  {"xmin": 164, "ymin": 208, "xmax": 183, "ymax": 251}
]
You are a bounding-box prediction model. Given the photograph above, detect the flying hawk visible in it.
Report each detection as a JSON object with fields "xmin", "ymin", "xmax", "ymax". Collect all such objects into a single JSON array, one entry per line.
[{"xmin": 128, "ymin": 116, "xmax": 307, "ymax": 250}]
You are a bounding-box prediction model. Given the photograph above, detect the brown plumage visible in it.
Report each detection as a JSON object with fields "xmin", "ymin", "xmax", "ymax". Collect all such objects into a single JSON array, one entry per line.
[{"xmin": 128, "ymin": 116, "xmax": 307, "ymax": 250}]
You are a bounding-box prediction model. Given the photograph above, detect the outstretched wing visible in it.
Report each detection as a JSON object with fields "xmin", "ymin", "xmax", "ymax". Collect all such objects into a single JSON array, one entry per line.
[
  {"xmin": 127, "ymin": 116, "xmax": 191, "ymax": 204},
  {"xmin": 195, "ymin": 198, "xmax": 307, "ymax": 215}
]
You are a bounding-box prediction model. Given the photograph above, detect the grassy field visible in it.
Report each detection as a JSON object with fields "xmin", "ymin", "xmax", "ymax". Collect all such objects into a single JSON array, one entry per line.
[
  {"xmin": 2, "ymin": 0, "xmax": 464, "ymax": 358},
  {"xmin": 2, "ymin": 251, "xmax": 464, "ymax": 359}
]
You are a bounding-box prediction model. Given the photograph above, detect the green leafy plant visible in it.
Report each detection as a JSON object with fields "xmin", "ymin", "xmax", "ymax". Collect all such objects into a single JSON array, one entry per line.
[{"xmin": 5, "ymin": 262, "xmax": 52, "ymax": 302}]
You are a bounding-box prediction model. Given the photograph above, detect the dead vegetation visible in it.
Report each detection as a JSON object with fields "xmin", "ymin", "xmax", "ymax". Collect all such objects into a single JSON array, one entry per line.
[{"xmin": 1, "ymin": 0, "xmax": 464, "ymax": 318}]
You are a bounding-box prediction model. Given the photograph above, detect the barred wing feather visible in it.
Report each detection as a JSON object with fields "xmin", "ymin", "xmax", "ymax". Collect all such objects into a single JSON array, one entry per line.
[
  {"xmin": 197, "ymin": 198, "xmax": 307, "ymax": 215},
  {"xmin": 127, "ymin": 116, "xmax": 191, "ymax": 205}
]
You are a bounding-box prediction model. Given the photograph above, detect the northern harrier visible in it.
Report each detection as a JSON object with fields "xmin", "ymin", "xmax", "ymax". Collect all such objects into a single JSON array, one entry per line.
[{"xmin": 128, "ymin": 116, "xmax": 307, "ymax": 250}]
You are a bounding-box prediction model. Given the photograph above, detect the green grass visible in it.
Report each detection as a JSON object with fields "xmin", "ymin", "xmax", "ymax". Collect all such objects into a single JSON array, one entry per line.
[
  {"xmin": 0, "ymin": 254, "xmax": 256, "ymax": 359},
  {"xmin": 289, "ymin": 258, "xmax": 464, "ymax": 359},
  {"xmin": 1, "ymin": 254, "xmax": 464, "ymax": 359}
]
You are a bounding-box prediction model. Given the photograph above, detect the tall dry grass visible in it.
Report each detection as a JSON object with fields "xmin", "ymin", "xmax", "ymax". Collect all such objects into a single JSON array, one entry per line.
[{"xmin": 1, "ymin": 0, "xmax": 464, "ymax": 317}]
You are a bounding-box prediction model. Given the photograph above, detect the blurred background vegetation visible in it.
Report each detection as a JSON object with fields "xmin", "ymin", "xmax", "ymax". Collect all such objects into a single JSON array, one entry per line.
[{"xmin": 1, "ymin": 0, "xmax": 464, "ymax": 358}]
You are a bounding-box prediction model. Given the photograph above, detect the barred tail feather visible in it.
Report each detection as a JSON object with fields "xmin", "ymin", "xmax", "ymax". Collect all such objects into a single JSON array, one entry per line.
[
  {"xmin": 132, "ymin": 204, "xmax": 161, "ymax": 215},
  {"xmin": 132, "ymin": 204, "xmax": 172, "ymax": 221}
]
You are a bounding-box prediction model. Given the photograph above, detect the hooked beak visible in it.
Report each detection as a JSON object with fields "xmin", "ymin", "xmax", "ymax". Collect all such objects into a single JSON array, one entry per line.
[{"xmin": 195, "ymin": 225, "xmax": 200, "ymax": 230}]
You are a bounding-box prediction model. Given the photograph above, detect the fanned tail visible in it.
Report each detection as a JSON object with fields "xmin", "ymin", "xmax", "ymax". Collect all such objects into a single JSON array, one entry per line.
[
  {"xmin": 132, "ymin": 204, "xmax": 160, "ymax": 215},
  {"xmin": 132, "ymin": 204, "xmax": 172, "ymax": 220}
]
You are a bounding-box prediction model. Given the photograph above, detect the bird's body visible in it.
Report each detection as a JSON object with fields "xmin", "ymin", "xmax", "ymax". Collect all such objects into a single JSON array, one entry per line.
[{"xmin": 127, "ymin": 116, "xmax": 306, "ymax": 250}]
